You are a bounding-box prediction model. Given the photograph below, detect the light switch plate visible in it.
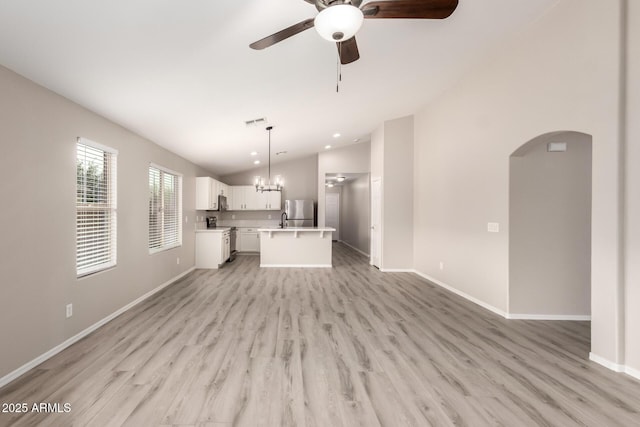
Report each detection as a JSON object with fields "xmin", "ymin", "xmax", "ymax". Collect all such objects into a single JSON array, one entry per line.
[{"xmin": 488, "ymin": 222, "xmax": 500, "ymax": 233}]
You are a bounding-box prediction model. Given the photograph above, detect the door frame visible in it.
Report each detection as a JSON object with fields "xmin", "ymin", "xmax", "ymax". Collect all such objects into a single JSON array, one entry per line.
[{"xmin": 370, "ymin": 178, "xmax": 381, "ymax": 268}]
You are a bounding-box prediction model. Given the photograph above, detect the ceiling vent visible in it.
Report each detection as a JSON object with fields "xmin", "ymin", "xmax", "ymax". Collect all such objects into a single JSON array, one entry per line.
[{"xmin": 245, "ymin": 117, "xmax": 267, "ymax": 127}]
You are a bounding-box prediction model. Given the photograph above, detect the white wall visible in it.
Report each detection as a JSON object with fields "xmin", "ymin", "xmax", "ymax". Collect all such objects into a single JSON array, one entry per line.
[
  {"xmin": 0, "ymin": 65, "xmax": 213, "ymax": 379},
  {"xmin": 370, "ymin": 116, "xmax": 414, "ymax": 270},
  {"xmin": 413, "ymin": 0, "xmax": 623, "ymax": 363},
  {"xmin": 625, "ymin": 1, "xmax": 640, "ymax": 375},
  {"xmin": 509, "ymin": 132, "xmax": 592, "ymax": 316},
  {"xmin": 221, "ymin": 154, "xmax": 318, "ymax": 203}
]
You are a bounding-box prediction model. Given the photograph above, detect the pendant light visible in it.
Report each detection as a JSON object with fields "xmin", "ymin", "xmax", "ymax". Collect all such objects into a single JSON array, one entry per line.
[{"xmin": 254, "ymin": 126, "xmax": 283, "ymax": 193}]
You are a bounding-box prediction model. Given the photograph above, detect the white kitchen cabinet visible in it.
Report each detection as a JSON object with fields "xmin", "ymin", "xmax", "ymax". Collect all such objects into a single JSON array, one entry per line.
[
  {"xmin": 196, "ymin": 177, "xmax": 215, "ymax": 210},
  {"xmin": 267, "ymin": 191, "xmax": 282, "ymax": 210},
  {"xmin": 230, "ymin": 185, "xmax": 259, "ymax": 210},
  {"xmin": 222, "ymin": 233, "xmax": 230, "ymax": 261},
  {"xmin": 229, "ymin": 186, "xmax": 281, "ymax": 211},
  {"xmin": 195, "ymin": 231, "xmax": 230, "ymax": 268},
  {"xmin": 244, "ymin": 187, "xmax": 259, "ymax": 210},
  {"xmin": 231, "ymin": 186, "xmax": 247, "ymax": 210},
  {"xmin": 238, "ymin": 228, "xmax": 260, "ymax": 252},
  {"xmin": 196, "ymin": 177, "xmax": 227, "ymax": 210}
]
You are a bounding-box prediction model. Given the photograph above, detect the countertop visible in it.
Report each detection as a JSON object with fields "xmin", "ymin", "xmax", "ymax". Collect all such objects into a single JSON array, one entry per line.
[
  {"xmin": 195, "ymin": 227, "xmax": 232, "ymax": 233},
  {"xmin": 257, "ymin": 227, "xmax": 336, "ymax": 232}
]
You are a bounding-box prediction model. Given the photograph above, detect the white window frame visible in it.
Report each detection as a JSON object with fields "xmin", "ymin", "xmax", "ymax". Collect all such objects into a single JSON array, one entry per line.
[
  {"xmin": 148, "ymin": 163, "xmax": 183, "ymax": 254},
  {"xmin": 76, "ymin": 137, "xmax": 118, "ymax": 277}
]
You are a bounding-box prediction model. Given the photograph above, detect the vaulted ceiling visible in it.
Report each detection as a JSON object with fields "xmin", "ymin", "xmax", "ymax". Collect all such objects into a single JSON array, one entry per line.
[{"xmin": 0, "ymin": 0, "xmax": 558, "ymax": 175}]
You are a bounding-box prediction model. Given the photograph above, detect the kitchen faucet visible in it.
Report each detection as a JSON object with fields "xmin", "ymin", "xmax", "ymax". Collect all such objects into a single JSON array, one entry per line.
[{"xmin": 280, "ymin": 212, "xmax": 288, "ymax": 228}]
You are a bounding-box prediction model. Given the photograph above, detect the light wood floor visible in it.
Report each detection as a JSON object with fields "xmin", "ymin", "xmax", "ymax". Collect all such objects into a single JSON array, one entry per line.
[{"xmin": 1, "ymin": 243, "xmax": 640, "ymax": 426}]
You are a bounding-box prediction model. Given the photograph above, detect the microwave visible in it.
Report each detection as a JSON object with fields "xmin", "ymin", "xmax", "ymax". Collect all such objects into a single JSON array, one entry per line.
[{"xmin": 218, "ymin": 195, "xmax": 228, "ymax": 211}]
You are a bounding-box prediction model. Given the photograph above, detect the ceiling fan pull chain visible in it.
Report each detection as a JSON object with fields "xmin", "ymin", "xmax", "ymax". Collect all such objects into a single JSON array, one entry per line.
[{"xmin": 336, "ymin": 42, "xmax": 341, "ymax": 93}]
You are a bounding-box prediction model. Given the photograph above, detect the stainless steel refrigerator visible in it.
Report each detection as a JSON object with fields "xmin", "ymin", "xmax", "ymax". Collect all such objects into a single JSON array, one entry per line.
[{"xmin": 284, "ymin": 199, "xmax": 315, "ymax": 227}]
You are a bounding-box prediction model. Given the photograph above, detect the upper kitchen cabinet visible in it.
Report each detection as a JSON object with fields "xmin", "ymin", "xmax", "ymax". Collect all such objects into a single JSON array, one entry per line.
[
  {"xmin": 231, "ymin": 185, "xmax": 251, "ymax": 210},
  {"xmin": 256, "ymin": 190, "xmax": 282, "ymax": 210},
  {"xmin": 196, "ymin": 177, "xmax": 226, "ymax": 210},
  {"xmin": 229, "ymin": 185, "xmax": 280, "ymax": 211}
]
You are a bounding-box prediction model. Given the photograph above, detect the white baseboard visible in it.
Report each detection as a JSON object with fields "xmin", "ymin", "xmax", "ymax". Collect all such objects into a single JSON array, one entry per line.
[
  {"xmin": 589, "ymin": 352, "xmax": 625, "ymax": 372},
  {"xmin": 380, "ymin": 268, "xmax": 415, "ymax": 273},
  {"xmin": 626, "ymin": 365, "xmax": 640, "ymax": 381},
  {"xmin": 260, "ymin": 264, "xmax": 332, "ymax": 268},
  {"xmin": 589, "ymin": 353, "xmax": 640, "ymax": 380},
  {"xmin": 589, "ymin": 353, "xmax": 640, "ymax": 381},
  {"xmin": 411, "ymin": 270, "xmax": 638, "ymax": 382},
  {"xmin": 507, "ymin": 314, "xmax": 591, "ymax": 321},
  {"xmin": 413, "ymin": 270, "xmax": 508, "ymax": 318},
  {"xmin": 413, "ymin": 270, "xmax": 594, "ymax": 322},
  {"xmin": 0, "ymin": 266, "xmax": 196, "ymax": 389},
  {"xmin": 338, "ymin": 240, "xmax": 370, "ymax": 258}
]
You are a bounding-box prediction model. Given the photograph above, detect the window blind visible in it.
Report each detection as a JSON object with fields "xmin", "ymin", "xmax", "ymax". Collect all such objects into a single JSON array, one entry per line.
[
  {"xmin": 76, "ymin": 138, "xmax": 117, "ymax": 277},
  {"xmin": 149, "ymin": 164, "xmax": 182, "ymax": 252}
]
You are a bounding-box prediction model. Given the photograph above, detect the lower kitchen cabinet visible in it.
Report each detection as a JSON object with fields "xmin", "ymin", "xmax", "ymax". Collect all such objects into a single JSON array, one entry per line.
[
  {"xmin": 237, "ymin": 228, "xmax": 260, "ymax": 252},
  {"xmin": 195, "ymin": 231, "xmax": 230, "ymax": 268}
]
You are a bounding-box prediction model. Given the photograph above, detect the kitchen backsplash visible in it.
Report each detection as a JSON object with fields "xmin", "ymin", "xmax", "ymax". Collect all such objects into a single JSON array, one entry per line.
[
  {"xmin": 194, "ymin": 215, "xmax": 280, "ymax": 229},
  {"xmin": 218, "ymin": 219, "xmax": 280, "ymax": 228}
]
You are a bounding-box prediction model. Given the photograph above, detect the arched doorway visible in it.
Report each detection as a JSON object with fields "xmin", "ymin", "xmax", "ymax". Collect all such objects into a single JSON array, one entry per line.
[{"xmin": 509, "ymin": 131, "xmax": 592, "ymax": 318}]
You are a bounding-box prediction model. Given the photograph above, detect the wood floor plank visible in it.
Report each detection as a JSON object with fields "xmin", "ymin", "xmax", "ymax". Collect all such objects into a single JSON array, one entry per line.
[{"xmin": 1, "ymin": 242, "xmax": 640, "ymax": 426}]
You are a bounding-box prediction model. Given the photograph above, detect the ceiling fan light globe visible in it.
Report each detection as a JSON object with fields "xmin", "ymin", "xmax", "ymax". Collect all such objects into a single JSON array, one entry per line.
[{"xmin": 314, "ymin": 4, "xmax": 364, "ymax": 42}]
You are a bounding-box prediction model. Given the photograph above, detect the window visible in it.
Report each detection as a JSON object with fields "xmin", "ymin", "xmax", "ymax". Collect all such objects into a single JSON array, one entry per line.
[
  {"xmin": 149, "ymin": 164, "xmax": 182, "ymax": 253},
  {"xmin": 76, "ymin": 138, "xmax": 117, "ymax": 277}
]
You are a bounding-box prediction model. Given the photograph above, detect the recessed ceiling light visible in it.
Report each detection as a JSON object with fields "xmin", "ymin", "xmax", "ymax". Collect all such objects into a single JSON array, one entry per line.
[
  {"xmin": 325, "ymin": 145, "xmax": 331, "ymax": 149},
  {"xmin": 354, "ymin": 138, "xmax": 360, "ymax": 142},
  {"xmin": 333, "ymin": 133, "xmax": 341, "ymax": 138},
  {"xmin": 250, "ymin": 151, "xmax": 258, "ymax": 156},
  {"xmin": 254, "ymin": 160, "xmax": 260, "ymax": 165},
  {"xmin": 326, "ymin": 183, "xmax": 334, "ymax": 188},
  {"xmin": 336, "ymin": 176, "xmax": 345, "ymax": 182}
]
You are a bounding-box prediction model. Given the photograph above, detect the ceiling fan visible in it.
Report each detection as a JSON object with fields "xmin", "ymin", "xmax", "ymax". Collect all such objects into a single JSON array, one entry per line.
[{"xmin": 249, "ymin": 0, "xmax": 459, "ymax": 65}]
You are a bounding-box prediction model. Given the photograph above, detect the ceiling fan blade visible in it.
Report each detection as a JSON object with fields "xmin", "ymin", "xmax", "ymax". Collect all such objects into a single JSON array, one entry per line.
[
  {"xmin": 337, "ymin": 37, "xmax": 360, "ymax": 65},
  {"xmin": 250, "ymin": 18, "xmax": 315, "ymax": 50},
  {"xmin": 362, "ymin": 0, "xmax": 458, "ymax": 19}
]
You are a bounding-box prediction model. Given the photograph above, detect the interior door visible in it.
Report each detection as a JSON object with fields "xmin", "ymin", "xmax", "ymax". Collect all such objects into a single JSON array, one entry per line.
[
  {"xmin": 370, "ymin": 178, "xmax": 381, "ymax": 268},
  {"xmin": 325, "ymin": 192, "xmax": 340, "ymax": 241}
]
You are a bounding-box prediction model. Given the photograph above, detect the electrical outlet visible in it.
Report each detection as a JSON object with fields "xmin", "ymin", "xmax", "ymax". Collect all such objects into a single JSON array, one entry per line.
[
  {"xmin": 177, "ymin": 257, "xmax": 180, "ymax": 265},
  {"xmin": 66, "ymin": 304, "xmax": 73, "ymax": 318},
  {"xmin": 487, "ymin": 222, "xmax": 500, "ymax": 233},
  {"xmin": 185, "ymin": 216, "xmax": 188, "ymax": 223},
  {"xmin": 439, "ymin": 261, "xmax": 444, "ymax": 270}
]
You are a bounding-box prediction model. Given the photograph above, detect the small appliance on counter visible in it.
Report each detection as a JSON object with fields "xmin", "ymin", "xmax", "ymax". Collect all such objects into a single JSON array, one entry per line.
[{"xmin": 206, "ymin": 216, "xmax": 217, "ymax": 229}]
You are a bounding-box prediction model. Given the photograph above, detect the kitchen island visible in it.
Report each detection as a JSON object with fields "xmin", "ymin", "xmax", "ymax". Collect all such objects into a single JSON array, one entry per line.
[{"xmin": 257, "ymin": 227, "xmax": 335, "ymax": 267}]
